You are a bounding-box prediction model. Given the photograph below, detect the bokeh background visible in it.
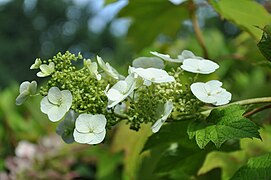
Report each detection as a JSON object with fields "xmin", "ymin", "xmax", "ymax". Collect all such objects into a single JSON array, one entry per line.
[{"xmin": 1, "ymin": 0, "xmax": 271, "ymax": 179}]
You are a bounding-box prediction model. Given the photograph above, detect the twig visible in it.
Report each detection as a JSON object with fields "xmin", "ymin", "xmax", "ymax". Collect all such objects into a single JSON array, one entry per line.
[
  {"xmin": 244, "ymin": 104, "xmax": 271, "ymax": 117},
  {"xmin": 189, "ymin": 0, "xmax": 209, "ymax": 59}
]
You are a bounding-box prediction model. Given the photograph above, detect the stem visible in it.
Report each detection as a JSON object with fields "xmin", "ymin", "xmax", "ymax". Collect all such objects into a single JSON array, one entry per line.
[
  {"xmin": 201, "ymin": 97, "xmax": 271, "ymax": 116},
  {"xmin": 244, "ymin": 104, "xmax": 271, "ymax": 117},
  {"xmin": 189, "ymin": 0, "xmax": 209, "ymax": 59}
]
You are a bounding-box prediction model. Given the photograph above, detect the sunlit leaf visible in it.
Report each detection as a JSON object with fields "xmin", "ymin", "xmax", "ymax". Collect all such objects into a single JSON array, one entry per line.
[{"xmin": 209, "ymin": 0, "xmax": 271, "ymax": 40}]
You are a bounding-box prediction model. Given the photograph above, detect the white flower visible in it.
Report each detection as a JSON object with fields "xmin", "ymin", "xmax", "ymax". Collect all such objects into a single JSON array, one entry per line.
[
  {"xmin": 30, "ymin": 58, "xmax": 42, "ymax": 69},
  {"xmin": 181, "ymin": 58, "xmax": 219, "ymax": 74},
  {"xmin": 73, "ymin": 114, "xmax": 106, "ymax": 144},
  {"xmin": 190, "ymin": 80, "xmax": 232, "ymax": 106},
  {"xmin": 105, "ymin": 74, "xmax": 137, "ymax": 108},
  {"xmin": 97, "ymin": 56, "xmax": 122, "ymax": 80},
  {"xmin": 151, "ymin": 101, "xmax": 174, "ymax": 133},
  {"xmin": 15, "ymin": 141, "xmax": 37, "ymax": 159},
  {"xmin": 150, "ymin": 51, "xmax": 183, "ymax": 63},
  {"xmin": 40, "ymin": 87, "xmax": 73, "ymax": 122},
  {"xmin": 84, "ymin": 59, "xmax": 101, "ymax": 80},
  {"xmin": 37, "ymin": 62, "xmax": 55, "ymax": 77},
  {"xmin": 129, "ymin": 67, "xmax": 175, "ymax": 86},
  {"xmin": 16, "ymin": 81, "xmax": 37, "ymax": 105}
]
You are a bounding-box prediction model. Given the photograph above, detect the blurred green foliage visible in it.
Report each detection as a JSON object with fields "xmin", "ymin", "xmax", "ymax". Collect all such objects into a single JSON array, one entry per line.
[{"xmin": 1, "ymin": 0, "xmax": 271, "ymax": 179}]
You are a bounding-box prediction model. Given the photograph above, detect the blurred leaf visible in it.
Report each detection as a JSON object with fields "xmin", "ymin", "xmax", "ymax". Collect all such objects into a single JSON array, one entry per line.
[
  {"xmin": 187, "ymin": 105, "xmax": 260, "ymax": 149},
  {"xmin": 257, "ymin": 25, "xmax": 271, "ymax": 62},
  {"xmin": 141, "ymin": 121, "xmax": 214, "ymax": 179},
  {"xmin": 198, "ymin": 151, "xmax": 246, "ymax": 180},
  {"xmin": 111, "ymin": 122, "xmax": 152, "ymax": 180},
  {"xmin": 230, "ymin": 152, "xmax": 271, "ymax": 180},
  {"xmin": 209, "ymin": 0, "xmax": 271, "ymax": 40},
  {"xmin": 119, "ymin": 0, "xmax": 189, "ymax": 51}
]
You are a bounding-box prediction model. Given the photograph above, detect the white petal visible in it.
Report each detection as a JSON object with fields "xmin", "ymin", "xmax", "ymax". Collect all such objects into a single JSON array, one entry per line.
[
  {"xmin": 151, "ymin": 118, "xmax": 165, "ymax": 133},
  {"xmin": 90, "ymin": 114, "xmax": 107, "ymax": 133},
  {"xmin": 181, "ymin": 59, "xmax": 219, "ymax": 74},
  {"xmin": 47, "ymin": 105, "xmax": 67, "ymax": 122},
  {"xmin": 29, "ymin": 81, "xmax": 37, "ymax": 95},
  {"xmin": 112, "ymin": 80, "xmax": 128, "ymax": 94},
  {"xmin": 19, "ymin": 81, "xmax": 30, "ymax": 94},
  {"xmin": 106, "ymin": 89, "xmax": 123, "ymax": 101},
  {"xmin": 150, "ymin": 51, "xmax": 182, "ymax": 63},
  {"xmin": 206, "ymin": 80, "xmax": 222, "ymax": 88},
  {"xmin": 61, "ymin": 90, "xmax": 73, "ymax": 110},
  {"xmin": 213, "ymin": 91, "xmax": 232, "ymax": 106},
  {"xmin": 40, "ymin": 96, "xmax": 53, "ymax": 114},
  {"xmin": 132, "ymin": 57, "xmax": 165, "ymax": 69},
  {"xmin": 163, "ymin": 101, "xmax": 174, "ymax": 118},
  {"xmin": 190, "ymin": 83, "xmax": 216, "ymax": 104},
  {"xmin": 37, "ymin": 72, "xmax": 47, "ymax": 77},
  {"xmin": 75, "ymin": 114, "xmax": 93, "ymax": 133},
  {"xmin": 73, "ymin": 130, "xmax": 95, "ymax": 144},
  {"xmin": 88, "ymin": 130, "xmax": 106, "ymax": 144},
  {"xmin": 48, "ymin": 87, "xmax": 62, "ymax": 105},
  {"xmin": 16, "ymin": 91, "xmax": 30, "ymax": 105}
]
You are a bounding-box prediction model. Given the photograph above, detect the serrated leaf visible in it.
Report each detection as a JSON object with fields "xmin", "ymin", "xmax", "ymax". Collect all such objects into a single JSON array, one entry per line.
[
  {"xmin": 119, "ymin": 0, "xmax": 189, "ymax": 51},
  {"xmin": 187, "ymin": 105, "xmax": 261, "ymax": 149},
  {"xmin": 209, "ymin": 0, "xmax": 271, "ymax": 40},
  {"xmin": 230, "ymin": 152, "xmax": 271, "ymax": 180},
  {"xmin": 257, "ymin": 25, "xmax": 271, "ymax": 62}
]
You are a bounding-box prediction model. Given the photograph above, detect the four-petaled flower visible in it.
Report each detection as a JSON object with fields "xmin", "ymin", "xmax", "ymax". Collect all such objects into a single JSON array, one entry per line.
[
  {"xmin": 181, "ymin": 58, "xmax": 219, "ymax": 74},
  {"xmin": 73, "ymin": 114, "xmax": 107, "ymax": 145},
  {"xmin": 16, "ymin": 81, "xmax": 37, "ymax": 105},
  {"xmin": 129, "ymin": 67, "xmax": 175, "ymax": 86},
  {"xmin": 37, "ymin": 62, "xmax": 55, "ymax": 77},
  {"xmin": 190, "ymin": 80, "xmax": 232, "ymax": 106},
  {"xmin": 97, "ymin": 56, "xmax": 122, "ymax": 80},
  {"xmin": 40, "ymin": 87, "xmax": 73, "ymax": 122},
  {"xmin": 30, "ymin": 58, "xmax": 42, "ymax": 69},
  {"xmin": 84, "ymin": 59, "xmax": 101, "ymax": 81},
  {"xmin": 151, "ymin": 101, "xmax": 174, "ymax": 133},
  {"xmin": 105, "ymin": 74, "xmax": 137, "ymax": 108}
]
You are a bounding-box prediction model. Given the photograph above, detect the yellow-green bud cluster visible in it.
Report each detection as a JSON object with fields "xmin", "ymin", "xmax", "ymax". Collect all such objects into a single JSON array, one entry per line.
[
  {"xmin": 39, "ymin": 51, "xmax": 119, "ymax": 127},
  {"xmin": 127, "ymin": 85, "xmax": 164, "ymax": 131}
]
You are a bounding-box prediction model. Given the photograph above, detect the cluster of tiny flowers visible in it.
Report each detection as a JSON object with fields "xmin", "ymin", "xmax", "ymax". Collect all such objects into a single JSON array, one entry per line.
[{"xmin": 16, "ymin": 50, "xmax": 231, "ymax": 145}]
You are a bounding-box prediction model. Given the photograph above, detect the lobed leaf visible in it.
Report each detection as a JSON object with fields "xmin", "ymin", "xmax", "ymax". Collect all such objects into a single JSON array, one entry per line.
[{"xmin": 187, "ymin": 105, "xmax": 261, "ymax": 149}]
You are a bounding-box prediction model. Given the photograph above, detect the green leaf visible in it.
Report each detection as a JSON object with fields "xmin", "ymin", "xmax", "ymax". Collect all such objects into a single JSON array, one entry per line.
[
  {"xmin": 187, "ymin": 105, "xmax": 261, "ymax": 149},
  {"xmin": 119, "ymin": 0, "xmax": 189, "ymax": 51},
  {"xmin": 257, "ymin": 25, "xmax": 271, "ymax": 62},
  {"xmin": 209, "ymin": 0, "xmax": 271, "ymax": 40},
  {"xmin": 230, "ymin": 152, "xmax": 271, "ymax": 180},
  {"xmin": 198, "ymin": 151, "xmax": 247, "ymax": 180}
]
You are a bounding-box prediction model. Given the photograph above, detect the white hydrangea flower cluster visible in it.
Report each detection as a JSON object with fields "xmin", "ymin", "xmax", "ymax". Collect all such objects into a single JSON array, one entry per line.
[
  {"xmin": 152, "ymin": 50, "xmax": 231, "ymax": 106},
  {"xmin": 16, "ymin": 50, "xmax": 232, "ymax": 144}
]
